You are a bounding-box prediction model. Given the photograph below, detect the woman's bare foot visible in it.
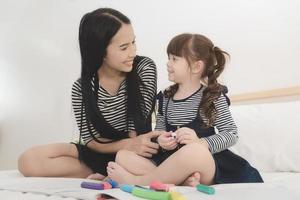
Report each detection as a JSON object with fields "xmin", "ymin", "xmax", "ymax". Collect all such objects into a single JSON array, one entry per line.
[
  {"xmin": 106, "ymin": 162, "xmax": 137, "ymax": 184},
  {"xmin": 182, "ymin": 172, "xmax": 201, "ymax": 187},
  {"xmin": 86, "ymin": 173, "xmax": 105, "ymax": 180}
]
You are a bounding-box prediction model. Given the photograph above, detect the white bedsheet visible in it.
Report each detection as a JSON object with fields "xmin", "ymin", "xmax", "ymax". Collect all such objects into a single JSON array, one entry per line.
[{"xmin": 0, "ymin": 170, "xmax": 299, "ymax": 200}]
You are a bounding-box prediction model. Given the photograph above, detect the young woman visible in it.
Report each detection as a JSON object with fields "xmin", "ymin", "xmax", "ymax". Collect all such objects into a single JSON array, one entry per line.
[{"xmin": 18, "ymin": 8, "xmax": 159, "ymax": 178}]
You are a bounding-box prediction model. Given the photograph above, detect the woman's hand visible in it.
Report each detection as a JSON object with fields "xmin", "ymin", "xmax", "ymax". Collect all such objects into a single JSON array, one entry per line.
[
  {"xmin": 175, "ymin": 127, "xmax": 200, "ymax": 145},
  {"xmin": 157, "ymin": 132, "xmax": 178, "ymax": 150},
  {"xmin": 125, "ymin": 131, "xmax": 162, "ymax": 158}
]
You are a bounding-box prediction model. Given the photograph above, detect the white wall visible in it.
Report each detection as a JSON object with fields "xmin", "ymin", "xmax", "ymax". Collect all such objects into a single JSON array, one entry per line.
[{"xmin": 1, "ymin": 0, "xmax": 299, "ymax": 169}]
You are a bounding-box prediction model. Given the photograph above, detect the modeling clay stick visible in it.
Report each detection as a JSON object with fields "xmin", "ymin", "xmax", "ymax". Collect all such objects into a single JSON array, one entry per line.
[
  {"xmin": 132, "ymin": 187, "xmax": 171, "ymax": 200},
  {"xmin": 120, "ymin": 184, "xmax": 135, "ymax": 193},
  {"xmin": 103, "ymin": 182, "xmax": 112, "ymax": 189},
  {"xmin": 170, "ymin": 191, "xmax": 187, "ymax": 200},
  {"xmin": 80, "ymin": 181, "xmax": 104, "ymax": 190},
  {"xmin": 106, "ymin": 179, "xmax": 118, "ymax": 188},
  {"xmin": 196, "ymin": 184, "xmax": 215, "ymax": 195},
  {"xmin": 171, "ymin": 132, "xmax": 177, "ymax": 139},
  {"xmin": 150, "ymin": 181, "xmax": 170, "ymax": 191}
]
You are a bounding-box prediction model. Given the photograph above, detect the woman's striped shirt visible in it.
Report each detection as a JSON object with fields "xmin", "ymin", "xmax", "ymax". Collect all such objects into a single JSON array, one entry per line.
[{"xmin": 72, "ymin": 56, "xmax": 157, "ymax": 144}]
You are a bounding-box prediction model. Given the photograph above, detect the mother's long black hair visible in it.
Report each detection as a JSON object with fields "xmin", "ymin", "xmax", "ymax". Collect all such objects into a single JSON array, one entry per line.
[{"xmin": 78, "ymin": 8, "xmax": 151, "ymax": 143}]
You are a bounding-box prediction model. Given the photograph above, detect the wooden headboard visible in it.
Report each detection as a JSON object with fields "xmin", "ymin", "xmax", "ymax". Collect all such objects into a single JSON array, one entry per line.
[{"xmin": 229, "ymin": 86, "xmax": 300, "ymax": 105}]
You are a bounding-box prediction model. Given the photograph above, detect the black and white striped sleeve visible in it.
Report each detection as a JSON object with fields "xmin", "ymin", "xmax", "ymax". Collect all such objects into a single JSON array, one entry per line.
[
  {"xmin": 71, "ymin": 80, "xmax": 100, "ymax": 144},
  {"xmin": 203, "ymin": 93, "xmax": 238, "ymax": 154},
  {"xmin": 136, "ymin": 57, "xmax": 157, "ymax": 117}
]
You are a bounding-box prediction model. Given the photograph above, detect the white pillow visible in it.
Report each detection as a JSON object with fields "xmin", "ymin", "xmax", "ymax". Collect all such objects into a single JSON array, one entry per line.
[{"xmin": 230, "ymin": 100, "xmax": 300, "ymax": 172}]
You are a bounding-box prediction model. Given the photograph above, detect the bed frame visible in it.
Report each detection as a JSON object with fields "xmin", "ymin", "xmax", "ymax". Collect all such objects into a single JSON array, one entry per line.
[{"xmin": 229, "ymin": 86, "xmax": 300, "ymax": 105}]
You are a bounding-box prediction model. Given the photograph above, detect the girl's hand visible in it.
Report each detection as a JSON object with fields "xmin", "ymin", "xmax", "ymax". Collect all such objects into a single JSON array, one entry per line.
[
  {"xmin": 157, "ymin": 132, "xmax": 178, "ymax": 150},
  {"xmin": 175, "ymin": 127, "xmax": 200, "ymax": 145}
]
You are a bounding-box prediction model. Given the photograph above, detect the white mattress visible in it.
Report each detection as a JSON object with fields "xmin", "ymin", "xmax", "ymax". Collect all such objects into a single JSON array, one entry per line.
[{"xmin": 0, "ymin": 170, "xmax": 300, "ymax": 200}]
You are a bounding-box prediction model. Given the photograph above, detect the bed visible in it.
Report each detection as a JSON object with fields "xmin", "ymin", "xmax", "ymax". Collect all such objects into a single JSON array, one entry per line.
[{"xmin": 1, "ymin": 86, "xmax": 300, "ymax": 200}]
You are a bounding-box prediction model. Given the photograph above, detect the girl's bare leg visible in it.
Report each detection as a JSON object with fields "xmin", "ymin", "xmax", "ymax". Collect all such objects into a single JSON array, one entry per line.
[
  {"xmin": 18, "ymin": 143, "xmax": 94, "ymax": 178},
  {"xmin": 107, "ymin": 143, "xmax": 215, "ymax": 185},
  {"xmin": 115, "ymin": 149, "xmax": 201, "ymax": 186},
  {"xmin": 86, "ymin": 149, "xmax": 152, "ymax": 180},
  {"xmin": 114, "ymin": 149, "xmax": 156, "ymax": 175}
]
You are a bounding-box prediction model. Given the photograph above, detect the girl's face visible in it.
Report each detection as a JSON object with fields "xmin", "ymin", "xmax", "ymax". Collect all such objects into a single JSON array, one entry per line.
[
  {"xmin": 167, "ymin": 54, "xmax": 190, "ymax": 83},
  {"xmin": 104, "ymin": 24, "xmax": 137, "ymax": 73}
]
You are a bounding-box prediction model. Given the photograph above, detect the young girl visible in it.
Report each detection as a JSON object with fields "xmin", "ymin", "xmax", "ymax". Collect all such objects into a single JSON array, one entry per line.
[
  {"xmin": 106, "ymin": 33, "xmax": 263, "ymax": 186},
  {"xmin": 18, "ymin": 8, "xmax": 160, "ymax": 178}
]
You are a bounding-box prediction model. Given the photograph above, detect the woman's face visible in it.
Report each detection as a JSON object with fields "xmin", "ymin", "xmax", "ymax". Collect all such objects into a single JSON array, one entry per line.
[{"xmin": 103, "ymin": 24, "xmax": 137, "ymax": 73}]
